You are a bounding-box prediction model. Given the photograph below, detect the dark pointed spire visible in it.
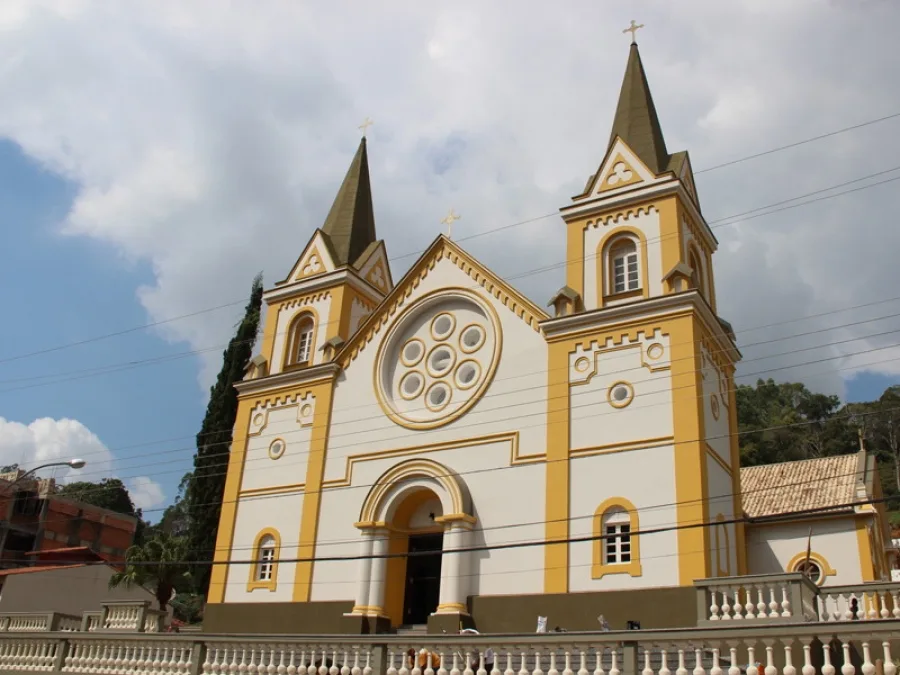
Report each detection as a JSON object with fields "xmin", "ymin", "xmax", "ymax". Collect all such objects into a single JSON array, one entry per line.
[
  {"xmin": 608, "ymin": 43, "xmax": 670, "ymax": 175},
  {"xmin": 321, "ymin": 137, "xmax": 378, "ymax": 267}
]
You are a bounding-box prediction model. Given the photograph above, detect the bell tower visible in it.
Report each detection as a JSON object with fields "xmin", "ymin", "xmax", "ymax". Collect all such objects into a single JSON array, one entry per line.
[
  {"xmin": 544, "ymin": 37, "xmax": 746, "ymax": 592},
  {"xmin": 251, "ymin": 137, "xmax": 393, "ymax": 380}
]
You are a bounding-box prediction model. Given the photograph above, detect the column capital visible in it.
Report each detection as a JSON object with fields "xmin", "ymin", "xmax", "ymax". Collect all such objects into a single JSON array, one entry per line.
[
  {"xmin": 354, "ymin": 520, "xmax": 388, "ymax": 531},
  {"xmin": 434, "ymin": 513, "xmax": 476, "ymax": 528}
]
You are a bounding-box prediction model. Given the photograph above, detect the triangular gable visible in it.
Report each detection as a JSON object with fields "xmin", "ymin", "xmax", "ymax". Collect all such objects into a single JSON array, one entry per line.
[
  {"xmin": 283, "ymin": 230, "xmax": 337, "ymax": 283},
  {"xmin": 356, "ymin": 240, "xmax": 393, "ymax": 294},
  {"xmin": 336, "ymin": 235, "xmax": 549, "ymax": 369},
  {"xmin": 677, "ymin": 152, "xmax": 700, "ymax": 209},
  {"xmin": 573, "ymin": 137, "xmax": 657, "ymax": 200}
]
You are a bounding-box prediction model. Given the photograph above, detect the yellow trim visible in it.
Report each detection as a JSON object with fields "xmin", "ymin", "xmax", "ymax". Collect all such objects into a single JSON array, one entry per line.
[
  {"xmin": 856, "ymin": 518, "xmax": 877, "ymax": 582},
  {"xmin": 247, "ymin": 528, "xmax": 281, "ymax": 592},
  {"xmin": 259, "ymin": 301, "xmax": 283, "ymax": 367},
  {"xmin": 326, "ymin": 285, "xmax": 347, "ymax": 343},
  {"xmin": 359, "ymin": 458, "xmax": 468, "ymax": 523},
  {"xmin": 400, "ymin": 338, "xmax": 426, "ymax": 367},
  {"xmin": 433, "ymin": 513, "xmax": 477, "ymax": 525},
  {"xmin": 726, "ymin": 368, "xmax": 747, "ymax": 575},
  {"xmin": 384, "ymin": 488, "xmax": 436, "ymax": 626},
  {"xmin": 283, "ymin": 231, "xmax": 334, "ymax": 284},
  {"xmin": 571, "ymin": 436, "xmax": 673, "ymax": 457},
  {"xmin": 207, "ymin": 396, "xmax": 255, "ymax": 603},
  {"xmin": 292, "ymin": 380, "xmax": 336, "ymax": 601},
  {"xmin": 607, "ymin": 380, "xmax": 635, "ymax": 409},
  {"xmin": 283, "ymin": 307, "xmax": 320, "ymax": 369},
  {"xmin": 656, "ymin": 196, "xmax": 684, "ymax": 294},
  {"xmin": 597, "ymin": 153, "xmax": 644, "ymax": 193},
  {"xmin": 704, "ymin": 443, "xmax": 732, "ymax": 475},
  {"xmin": 372, "ymin": 286, "xmax": 502, "ymax": 431},
  {"xmin": 436, "ymin": 603, "xmax": 469, "ymax": 614},
  {"xmin": 592, "ymin": 497, "xmax": 642, "ymax": 579},
  {"xmin": 544, "ymin": 340, "xmax": 570, "ymax": 593},
  {"xmin": 597, "ymin": 227, "xmax": 650, "ymax": 304},
  {"xmin": 687, "ymin": 242, "xmax": 706, "ymax": 298},
  {"xmin": 671, "ymin": 314, "xmax": 710, "ymax": 584},
  {"xmin": 787, "ymin": 550, "xmax": 836, "ymax": 585},
  {"xmin": 458, "ymin": 323, "xmax": 486, "ymax": 354},
  {"xmin": 430, "ymin": 312, "xmax": 457, "ymax": 341}
]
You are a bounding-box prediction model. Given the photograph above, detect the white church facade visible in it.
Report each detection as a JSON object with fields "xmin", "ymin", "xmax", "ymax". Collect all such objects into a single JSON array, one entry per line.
[{"xmin": 203, "ymin": 42, "xmax": 891, "ymax": 634}]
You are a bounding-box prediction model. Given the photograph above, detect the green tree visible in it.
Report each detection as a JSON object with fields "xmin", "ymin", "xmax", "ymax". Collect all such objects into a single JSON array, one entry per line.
[
  {"xmin": 0, "ymin": 464, "xmax": 19, "ymax": 473},
  {"xmin": 185, "ymin": 274, "xmax": 263, "ymax": 594},
  {"xmin": 737, "ymin": 379, "xmax": 855, "ymax": 466},
  {"xmin": 108, "ymin": 532, "xmax": 191, "ymax": 611},
  {"xmin": 56, "ymin": 478, "xmax": 138, "ymax": 516}
]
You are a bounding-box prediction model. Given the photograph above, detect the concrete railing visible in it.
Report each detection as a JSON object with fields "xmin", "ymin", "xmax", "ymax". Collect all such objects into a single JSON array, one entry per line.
[
  {"xmin": 695, "ymin": 573, "xmax": 821, "ymax": 624},
  {"xmin": 0, "ymin": 620, "xmax": 899, "ymax": 675},
  {"xmin": 0, "ymin": 612, "xmax": 81, "ymax": 633},
  {"xmin": 817, "ymin": 582, "xmax": 900, "ymax": 621}
]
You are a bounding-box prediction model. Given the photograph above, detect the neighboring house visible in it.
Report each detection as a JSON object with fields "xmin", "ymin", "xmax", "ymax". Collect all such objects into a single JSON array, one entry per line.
[
  {"xmin": 0, "ymin": 471, "xmax": 137, "ymax": 569},
  {"xmin": 742, "ymin": 450, "xmax": 893, "ymax": 586},
  {"xmin": 0, "ymin": 547, "xmax": 161, "ymax": 617}
]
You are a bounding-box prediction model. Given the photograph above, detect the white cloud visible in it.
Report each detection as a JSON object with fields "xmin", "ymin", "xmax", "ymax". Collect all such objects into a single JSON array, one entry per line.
[
  {"xmin": 0, "ymin": 1, "xmax": 899, "ymax": 400},
  {"xmin": 127, "ymin": 476, "xmax": 167, "ymax": 511},
  {"xmin": 0, "ymin": 417, "xmax": 165, "ymax": 508}
]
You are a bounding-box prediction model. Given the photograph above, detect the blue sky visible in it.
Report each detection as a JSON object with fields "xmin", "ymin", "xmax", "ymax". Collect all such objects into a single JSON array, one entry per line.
[
  {"xmin": 1, "ymin": 2, "xmax": 899, "ymax": 516},
  {"xmin": 0, "ymin": 139, "xmax": 201, "ymax": 513}
]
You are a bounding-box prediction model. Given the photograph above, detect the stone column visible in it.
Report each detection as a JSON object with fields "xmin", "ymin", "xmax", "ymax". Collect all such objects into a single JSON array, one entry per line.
[
  {"xmin": 436, "ymin": 520, "xmax": 471, "ymax": 614},
  {"xmin": 366, "ymin": 529, "xmax": 391, "ymax": 615},
  {"xmin": 350, "ymin": 529, "xmax": 375, "ymax": 614}
]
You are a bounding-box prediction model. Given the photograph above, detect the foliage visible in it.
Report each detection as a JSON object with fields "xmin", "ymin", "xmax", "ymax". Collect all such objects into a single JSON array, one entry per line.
[
  {"xmin": 56, "ymin": 478, "xmax": 139, "ymax": 517},
  {"xmin": 0, "ymin": 463, "xmax": 19, "ymax": 473},
  {"xmin": 169, "ymin": 592, "xmax": 205, "ymax": 624},
  {"xmin": 151, "ymin": 473, "xmax": 192, "ymax": 539},
  {"xmin": 108, "ymin": 532, "xmax": 192, "ymax": 610},
  {"xmin": 185, "ymin": 274, "xmax": 263, "ymax": 594}
]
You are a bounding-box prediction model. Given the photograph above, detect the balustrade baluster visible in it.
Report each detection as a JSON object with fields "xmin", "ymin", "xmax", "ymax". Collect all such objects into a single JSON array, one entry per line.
[
  {"xmin": 501, "ymin": 651, "xmax": 513, "ymax": 675},
  {"xmin": 577, "ymin": 650, "xmax": 587, "ymax": 675},
  {"xmin": 709, "ymin": 590, "xmax": 720, "ymax": 621},
  {"xmin": 676, "ymin": 649, "xmax": 688, "ymax": 675},
  {"xmin": 642, "ymin": 649, "xmax": 652, "ymax": 675},
  {"xmin": 745, "ymin": 587, "xmax": 757, "ymax": 619},
  {"xmin": 530, "ymin": 650, "xmax": 540, "ymax": 675},
  {"xmin": 481, "ymin": 651, "xmax": 490, "ymax": 675},
  {"xmin": 732, "ymin": 587, "xmax": 743, "ymax": 619},
  {"xmin": 721, "ymin": 591, "xmax": 732, "ymax": 620},
  {"xmin": 781, "ymin": 587, "xmax": 792, "ymax": 618},
  {"xmin": 608, "ymin": 650, "xmax": 619, "ymax": 675},
  {"xmin": 693, "ymin": 647, "xmax": 706, "ymax": 675},
  {"xmin": 594, "ymin": 647, "xmax": 605, "ymax": 675},
  {"xmin": 783, "ymin": 642, "xmax": 796, "ymax": 675},
  {"xmin": 756, "ymin": 589, "xmax": 767, "ymax": 618},
  {"xmin": 840, "ymin": 640, "xmax": 855, "ymax": 675},
  {"xmin": 710, "ymin": 648, "xmax": 722, "ymax": 675},
  {"xmin": 764, "ymin": 643, "xmax": 776, "ymax": 675},
  {"xmin": 659, "ymin": 647, "xmax": 671, "ymax": 675},
  {"xmin": 504, "ymin": 651, "xmax": 515, "ymax": 675},
  {"xmin": 861, "ymin": 642, "xmax": 876, "ymax": 675},
  {"xmin": 727, "ymin": 646, "xmax": 740, "ymax": 675},
  {"xmin": 883, "ymin": 641, "xmax": 897, "ymax": 675}
]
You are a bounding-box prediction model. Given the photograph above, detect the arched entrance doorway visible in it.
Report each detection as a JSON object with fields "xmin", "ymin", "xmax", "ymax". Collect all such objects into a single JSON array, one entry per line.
[{"xmin": 349, "ymin": 459, "xmax": 475, "ymax": 628}]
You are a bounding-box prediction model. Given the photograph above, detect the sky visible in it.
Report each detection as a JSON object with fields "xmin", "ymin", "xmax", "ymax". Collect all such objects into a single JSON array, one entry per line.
[{"xmin": 1, "ymin": 1, "xmax": 900, "ymax": 517}]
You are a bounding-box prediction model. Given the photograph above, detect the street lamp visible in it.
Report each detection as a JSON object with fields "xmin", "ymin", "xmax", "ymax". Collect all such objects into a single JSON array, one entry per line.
[{"xmin": 6, "ymin": 459, "xmax": 87, "ymax": 488}]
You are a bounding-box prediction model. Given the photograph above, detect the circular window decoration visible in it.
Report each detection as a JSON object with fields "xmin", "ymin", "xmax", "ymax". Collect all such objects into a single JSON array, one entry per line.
[
  {"xmin": 459, "ymin": 324, "xmax": 486, "ymax": 353},
  {"xmin": 647, "ymin": 343, "xmax": 664, "ymax": 361},
  {"xmin": 608, "ymin": 381, "xmax": 634, "ymax": 409},
  {"xmin": 401, "ymin": 338, "xmax": 425, "ymax": 367},
  {"xmin": 252, "ymin": 414, "xmax": 264, "ymax": 426},
  {"xmin": 268, "ymin": 438, "xmax": 286, "ymax": 460},
  {"xmin": 374, "ymin": 288, "xmax": 502, "ymax": 430},
  {"xmin": 431, "ymin": 313, "xmax": 456, "ymax": 341},
  {"xmin": 574, "ymin": 357, "xmax": 591, "ymax": 373},
  {"xmin": 425, "ymin": 382, "xmax": 452, "ymax": 412},
  {"xmin": 399, "ymin": 371, "xmax": 425, "ymax": 400},
  {"xmin": 710, "ymin": 394, "xmax": 721, "ymax": 420},
  {"xmin": 795, "ymin": 560, "xmax": 823, "ymax": 585},
  {"xmin": 300, "ymin": 404, "xmax": 313, "ymax": 418},
  {"xmin": 455, "ymin": 360, "xmax": 481, "ymax": 390},
  {"xmin": 426, "ymin": 344, "xmax": 457, "ymax": 378}
]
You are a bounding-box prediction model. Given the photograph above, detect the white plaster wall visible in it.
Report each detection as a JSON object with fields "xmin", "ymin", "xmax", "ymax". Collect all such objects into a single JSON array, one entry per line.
[
  {"xmin": 705, "ymin": 456, "xmax": 737, "ymax": 577},
  {"xmin": 224, "ymin": 492, "xmax": 305, "ymax": 603},
  {"xmin": 568, "ymin": 446, "xmax": 679, "ymax": 591},
  {"xmin": 582, "ymin": 208, "xmax": 663, "ymax": 310},
  {"xmin": 310, "ymin": 440, "xmax": 546, "ymax": 602},
  {"xmin": 746, "ymin": 519, "xmax": 863, "ymax": 586},
  {"xmin": 569, "ymin": 330, "xmax": 673, "ymax": 450},
  {"xmin": 240, "ymin": 394, "xmax": 315, "ymax": 492},
  {"xmin": 325, "ymin": 256, "xmax": 548, "ymax": 484},
  {"xmin": 269, "ymin": 294, "xmax": 333, "ymax": 375},
  {"xmin": 701, "ymin": 346, "xmax": 731, "ymax": 467}
]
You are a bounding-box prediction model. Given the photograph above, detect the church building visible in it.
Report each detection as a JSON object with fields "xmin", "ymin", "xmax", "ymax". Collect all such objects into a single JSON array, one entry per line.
[{"xmin": 203, "ymin": 40, "xmax": 891, "ymax": 634}]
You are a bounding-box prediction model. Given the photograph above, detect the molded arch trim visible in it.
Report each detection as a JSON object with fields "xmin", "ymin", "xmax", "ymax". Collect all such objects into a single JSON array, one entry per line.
[
  {"xmin": 592, "ymin": 496, "xmax": 642, "ymax": 579},
  {"xmin": 247, "ymin": 527, "xmax": 281, "ymax": 592}
]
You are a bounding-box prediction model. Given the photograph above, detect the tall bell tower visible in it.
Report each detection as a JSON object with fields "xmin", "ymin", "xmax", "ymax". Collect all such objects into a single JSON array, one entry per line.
[{"xmin": 544, "ymin": 35, "xmax": 746, "ymax": 591}]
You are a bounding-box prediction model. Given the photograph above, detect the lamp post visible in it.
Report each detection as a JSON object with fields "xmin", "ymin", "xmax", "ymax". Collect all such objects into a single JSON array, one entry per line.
[{"xmin": 0, "ymin": 459, "xmax": 87, "ymax": 566}]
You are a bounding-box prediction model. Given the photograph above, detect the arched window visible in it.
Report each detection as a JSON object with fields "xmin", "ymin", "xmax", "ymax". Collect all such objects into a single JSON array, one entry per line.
[
  {"xmin": 788, "ymin": 551, "xmax": 834, "ymax": 587},
  {"xmin": 248, "ymin": 529, "xmax": 281, "ymax": 592},
  {"xmin": 592, "ymin": 498, "xmax": 642, "ymax": 578},
  {"xmin": 609, "ymin": 239, "xmax": 640, "ymax": 294},
  {"xmin": 286, "ymin": 313, "xmax": 316, "ymax": 368},
  {"xmin": 795, "ymin": 560, "xmax": 822, "ymax": 585}
]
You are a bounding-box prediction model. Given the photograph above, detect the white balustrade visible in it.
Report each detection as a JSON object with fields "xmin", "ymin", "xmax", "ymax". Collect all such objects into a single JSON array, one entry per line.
[
  {"xmin": 62, "ymin": 638, "xmax": 194, "ymax": 674},
  {"xmin": 202, "ymin": 641, "xmax": 376, "ymax": 675},
  {"xmin": 0, "ymin": 637, "xmax": 60, "ymax": 671},
  {"xmin": 6, "ymin": 615, "xmax": 50, "ymax": 632},
  {"xmin": 102, "ymin": 604, "xmax": 143, "ymax": 631},
  {"xmin": 818, "ymin": 584, "xmax": 900, "ymax": 621}
]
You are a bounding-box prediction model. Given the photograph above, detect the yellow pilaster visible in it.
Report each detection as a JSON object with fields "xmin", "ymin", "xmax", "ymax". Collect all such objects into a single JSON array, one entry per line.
[
  {"xmin": 726, "ymin": 367, "xmax": 748, "ymax": 575},
  {"xmin": 856, "ymin": 518, "xmax": 876, "ymax": 582},
  {"xmin": 259, "ymin": 301, "xmax": 282, "ymax": 366},
  {"xmin": 544, "ymin": 340, "xmax": 571, "ymax": 593},
  {"xmin": 657, "ymin": 196, "xmax": 684, "ymax": 280},
  {"xmin": 207, "ymin": 397, "xmax": 254, "ymax": 603},
  {"xmin": 565, "ymin": 221, "xmax": 586, "ymax": 297},
  {"xmin": 292, "ymin": 381, "xmax": 336, "ymax": 601},
  {"xmin": 670, "ymin": 314, "xmax": 710, "ymax": 584}
]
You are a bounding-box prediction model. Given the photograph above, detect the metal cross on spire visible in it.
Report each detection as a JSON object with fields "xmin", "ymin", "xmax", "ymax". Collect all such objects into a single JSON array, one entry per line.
[
  {"xmin": 623, "ymin": 20, "xmax": 644, "ymax": 44},
  {"xmin": 358, "ymin": 117, "xmax": 374, "ymax": 137},
  {"xmin": 441, "ymin": 209, "xmax": 461, "ymax": 238}
]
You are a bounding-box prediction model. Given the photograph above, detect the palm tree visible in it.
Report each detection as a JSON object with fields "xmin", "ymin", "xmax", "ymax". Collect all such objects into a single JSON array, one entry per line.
[{"xmin": 108, "ymin": 532, "xmax": 191, "ymax": 611}]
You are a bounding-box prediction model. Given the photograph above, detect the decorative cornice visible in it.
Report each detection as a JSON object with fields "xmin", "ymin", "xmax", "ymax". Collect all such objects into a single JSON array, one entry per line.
[
  {"xmin": 264, "ymin": 269, "xmax": 384, "ymax": 305},
  {"xmin": 235, "ymin": 363, "xmax": 340, "ymax": 397}
]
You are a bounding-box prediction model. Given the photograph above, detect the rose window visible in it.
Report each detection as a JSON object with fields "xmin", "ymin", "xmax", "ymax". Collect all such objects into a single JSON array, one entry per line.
[{"xmin": 375, "ymin": 289, "xmax": 501, "ymax": 429}]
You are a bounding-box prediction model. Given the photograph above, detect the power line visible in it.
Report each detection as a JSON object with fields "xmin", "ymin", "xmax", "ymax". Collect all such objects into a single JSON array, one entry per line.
[{"xmin": 3, "ymin": 123, "xmax": 898, "ymax": 369}]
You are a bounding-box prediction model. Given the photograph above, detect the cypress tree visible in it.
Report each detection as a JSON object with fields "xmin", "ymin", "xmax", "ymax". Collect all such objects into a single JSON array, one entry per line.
[{"xmin": 186, "ymin": 273, "xmax": 263, "ymax": 594}]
